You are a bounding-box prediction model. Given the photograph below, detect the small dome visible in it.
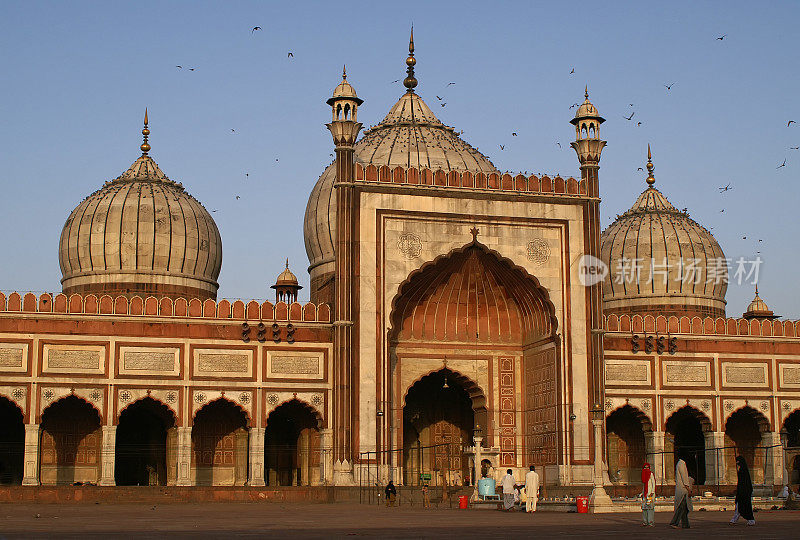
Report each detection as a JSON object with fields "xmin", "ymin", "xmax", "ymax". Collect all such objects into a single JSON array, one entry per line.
[
  {"xmin": 572, "ymin": 87, "xmax": 603, "ymax": 122},
  {"xmin": 743, "ymin": 287, "xmax": 776, "ymax": 319},
  {"xmin": 305, "ymin": 91, "xmax": 498, "ymax": 286},
  {"xmin": 272, "ymin": 260, "xmax": 300, "ymax": 288},
  {"xmin": 333, "ymin": 79, "xmax": 358, "ymax": 99},
  {"xmin": 59, "ymin": 131, "xmax": 222, "ymax": 300},
  {"xmin": 600, "ymin": 153, "xmax": 727, "ymax": 318}
]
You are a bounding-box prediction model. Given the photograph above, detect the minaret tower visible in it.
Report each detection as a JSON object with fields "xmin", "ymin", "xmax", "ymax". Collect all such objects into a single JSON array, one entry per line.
[
  {"xmin": 570, "ymin": 87, "xmax": 610, "ymax": 509},
  {"xmin": 327, "ymin": 65, "xmax": 363, "ymax": 481}
]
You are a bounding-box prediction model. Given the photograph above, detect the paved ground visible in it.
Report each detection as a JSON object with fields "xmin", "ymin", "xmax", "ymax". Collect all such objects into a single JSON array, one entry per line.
[{"xmin": 0, "ymin": 503, "xmax": 797, "ymax": 539}]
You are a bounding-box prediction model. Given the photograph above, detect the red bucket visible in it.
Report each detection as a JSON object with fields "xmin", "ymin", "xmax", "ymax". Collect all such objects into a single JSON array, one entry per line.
[
  {"xmin": 458, "ymin": 495, "xmax": 469, "ymax": 509},
  {"xmin": 576, "ymin": 496, "xmax": 589, "ymax": 513}
]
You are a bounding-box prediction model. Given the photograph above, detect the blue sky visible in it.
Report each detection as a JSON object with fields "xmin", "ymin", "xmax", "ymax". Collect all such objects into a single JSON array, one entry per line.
[{"xmin": 1, "ymin": 1, "xmax": 798, "ymax": 317}]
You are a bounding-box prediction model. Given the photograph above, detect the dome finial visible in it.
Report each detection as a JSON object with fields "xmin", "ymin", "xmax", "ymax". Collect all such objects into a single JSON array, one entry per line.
[
  {"xmin": 403, "ymin": 27, "xmax": 418, "ymax": 93},
  {"xmin": 286, "ymin": 258, "xmax": 289, "ymax": 269},
  {"xmin": 140, "ymin": 108, "xmax": 151, "ymax": 155},
  {"xmin": 585, "ymin": 85, "xmax": 589, "ymax": 99},
  {"xmin": 342, "ymin": 64, "xmax": 347, "ymax": 80},
  {"xmin": 645, "ymin": 144, "xmax": 655, "ymax": 185}
]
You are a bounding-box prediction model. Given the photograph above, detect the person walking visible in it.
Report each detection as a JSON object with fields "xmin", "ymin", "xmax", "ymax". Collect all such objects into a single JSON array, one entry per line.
[
  {"xmin": 729, "ymin": 456, "xmax": 756, "ymax": 526},
  {"xmin": 500, "ymin": 469, "xmax": 517, "ymax": 511},
  {"xmin": 669, "ymin": 451, "xmax": 694, "ymax": 529},
  {"xmin": 422, "ymin": 483, "xmax": 431, "ymax": 509},
  {"xmin": 384, "ymin": 480, "xmax": 397, "ymax": 507},
  {"xmin": 641, "ymin": 462, "xmax": 656, "ymax": 527},
  {"xmin": 525, "ymin": 465, "xmax": 540, "ymax": 513}
]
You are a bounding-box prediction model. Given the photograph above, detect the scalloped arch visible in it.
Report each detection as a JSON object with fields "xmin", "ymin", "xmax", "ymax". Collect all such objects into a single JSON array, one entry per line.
[
  {"xmin": 402, "ymin": 367, "xmax": 486, "ymax": 410},
  {"xmin": 267, "ymin": 397, "xmax": 324, "ymax": 429},
  {"xmin": 192, "ymin": 396, "xmax": 251, "ymax": 428},
  {"xmin": 117, "ymin": 396, "xmax": 178, "ymax": 426},
  {"xmin": 41, "ymin": 393, "xmax": 103, "ymax": 423}
]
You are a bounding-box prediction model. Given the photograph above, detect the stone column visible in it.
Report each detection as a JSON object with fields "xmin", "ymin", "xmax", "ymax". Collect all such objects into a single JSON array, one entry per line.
[
  {"xmin": 320, "ymin": 428, "xmax": 333, "ymax": 485},
  {"xmin": 99, "ymin": 425, "xmax": 117, "ymax": 486},
  {"xmin": 248, "ymin": 427, "xmax": 266, "ymax": 486},
  {"xmin": 645, "ymin": 431, "xmax": 665, "ymax": 484},
  {"xmin": 704, "ymin": 431, "xmax": 726, "ymax": 488},
  {"xmin": 471, "ymin": 436, "xmax": 484, "ymax": 501},
  {"xmin": 589, "ymin": 418, "xmax": 613, "ymax": 511},
  {"xmin": 22, "ymin": 423, "xmax": 40, "ymax": 486},
  {"xmin": 762, "ymin": 431, "xmax": 782, "ymax": 488},
  {"xmin": 176, "ymin": 426, "xmax": 192, "ymax": 486}
]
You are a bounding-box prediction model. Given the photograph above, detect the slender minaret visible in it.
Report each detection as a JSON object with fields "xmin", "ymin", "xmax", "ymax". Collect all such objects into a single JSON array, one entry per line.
[
  {"xmin": 571, "ymin": 88, "xmax": 608, "ymax": 489},
  {"xmin": 326, "ymin": 65, "xmax": 363, "ymax": 476}
]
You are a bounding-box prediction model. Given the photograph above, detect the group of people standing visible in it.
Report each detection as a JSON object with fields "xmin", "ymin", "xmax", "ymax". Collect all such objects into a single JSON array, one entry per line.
[
  {"xmin": 500, "ymin": 466, "xmax": 540, "ymax": 512},
  {"xmin": 643, "ymin": 451, "xmax": 756, "ymax": 529}
]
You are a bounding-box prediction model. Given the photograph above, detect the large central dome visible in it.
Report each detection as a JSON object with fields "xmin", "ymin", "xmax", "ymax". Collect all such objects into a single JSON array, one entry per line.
[{"xmin": 304, "ymin": 86, "xmax": 498, "ymax": 295}]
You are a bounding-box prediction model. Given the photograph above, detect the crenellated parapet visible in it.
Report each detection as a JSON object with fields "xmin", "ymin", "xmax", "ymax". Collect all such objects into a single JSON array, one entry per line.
[
  {"xmin": 0, "ymin": 291, "xmax": 331, "ymax": 323},
  {"xmin": 353, "ymin": 163, "xmax": 588, "ymax": 197},
  {"xmin": 604, "ymin": 312, "xmax": 800, "ymax": 338}
]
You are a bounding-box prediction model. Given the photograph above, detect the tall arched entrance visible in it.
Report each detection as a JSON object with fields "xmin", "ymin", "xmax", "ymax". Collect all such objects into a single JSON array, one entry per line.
[
  {"xmin": 0, "ymin": 396, "xmax": 24, "ymax": 485},
  {"xmin": 40, "ymin": 395, "xmax": 102, "ymax": 485},
  {"xmin": 390, "ymin": 241, "xmax": 558, "ymax": 484},
  {"xmin": 115, "ymin": 398, "xmax": 177, "ymax": 486},
  {"xmin": 402, "ymin": 369, "xmax": 476, "ymax": 486},
  {"xmin": 192, "ymin": 399, "xmax": 249, "ymax": 486},
  {"xmin": 783, "ymin": 410, "xmax": 800, "ymax": 485},
  {"xmin": 665, "ymin": 406, "xmax": 710, "ymax": 485},
  {"xmin": 724, "ymin": 407, "xmax": 769, "ymax": 484},
  {"xmin": 264, "ymin": 399, "xmax": 321, "ymax": 486},
  {"xmin": 606, "ymin": 406, "xmax": 650, "ymax": 485}
]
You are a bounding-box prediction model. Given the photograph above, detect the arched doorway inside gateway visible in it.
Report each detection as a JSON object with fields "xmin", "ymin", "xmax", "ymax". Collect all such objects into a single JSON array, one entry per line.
[
  {"xmin": 264, "ymin": 400, "xmax": 321, "ymax": 486},
  {"xmin": 192, "ymin": 399, "xmax": 249, "ymax": 486},
  {"xmin": 606, "ymin": 406, "xmax": 650, "ymax": 485},
  {"xmin": 783, "ymin": 410, "xmax": 800, "ymax": 485},
  {"xmin": 115, "ymin": 398, "xmax": 177, "ymax": 486},
  {"xmin": 0, "ymin": 396, "xmax": 24, "ymax": 485},
  {"xmin": 665, "ymin": 406, "xmax": 710, "ymax": 485},
  {"xmin": 403, "ymin": 369, "xmax": 476, "ymax": 487},
  {"xmin": 724, "ymin": 407, "xmax": 769, "ymax": 484},
  {"xmin": 40, "ymin": 395, "xmax": 102, "ymax": 485}
]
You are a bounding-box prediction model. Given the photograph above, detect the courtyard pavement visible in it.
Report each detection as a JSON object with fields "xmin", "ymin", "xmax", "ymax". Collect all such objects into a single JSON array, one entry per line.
[{"xmin": 0, "ymin": 502, "xmax": 798, "ymax": 538}]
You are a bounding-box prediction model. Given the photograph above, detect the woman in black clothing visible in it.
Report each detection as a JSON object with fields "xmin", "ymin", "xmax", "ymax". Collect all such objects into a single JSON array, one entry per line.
[{"xmin": 729, "ymin": 456, "xmax": 755, "ymax": 526}]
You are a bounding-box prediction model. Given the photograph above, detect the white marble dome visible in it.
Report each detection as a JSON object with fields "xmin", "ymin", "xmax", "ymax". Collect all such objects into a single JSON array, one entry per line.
[
  {"xmin": 59, "ymin": 152, "xmax": 222, "ymax": 300},
  {"xmin": 304, "ymin": 90, "xmax": 498, "ymax": 288},
  {"xmin": 600, "ymin": 174, "xmax": 727, "ymax": 318}
]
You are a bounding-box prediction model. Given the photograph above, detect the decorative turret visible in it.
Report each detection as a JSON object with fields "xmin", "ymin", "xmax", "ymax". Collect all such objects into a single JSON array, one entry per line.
[
  {"xmin": 326, "ymin": 65, "xmax": 363, "ymax": 148},
  {"xmin": 271, "ymin": 259, "xmax": 302, "ymax": 303},
  {"xmin": 743, "ymin": 286, "xmax": 778, "ymax": 320},
  {"xmin": 570, "ymin": 86, "xmax": 606, "ymax": 170}
]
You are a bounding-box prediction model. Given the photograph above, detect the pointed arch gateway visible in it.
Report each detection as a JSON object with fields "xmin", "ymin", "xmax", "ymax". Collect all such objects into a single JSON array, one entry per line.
[{"xmin": 389, "ymin": 241, "xmax": 559, "ymax": 483}]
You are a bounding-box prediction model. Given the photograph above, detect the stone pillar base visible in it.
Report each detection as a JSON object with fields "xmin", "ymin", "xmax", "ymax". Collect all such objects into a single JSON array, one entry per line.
[
  {"xmin": 589, "ymin": 486, "xmax": 614, "ymax": 513},
  {"xmin": 333, "ymin": 459, "xmax": 355, "ymax": 486}
]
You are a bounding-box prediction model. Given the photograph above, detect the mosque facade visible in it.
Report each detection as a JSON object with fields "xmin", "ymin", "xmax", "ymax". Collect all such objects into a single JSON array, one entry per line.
[{"xmin": 0, "ymin": 36, "xmax": 799, "ymax": 497}]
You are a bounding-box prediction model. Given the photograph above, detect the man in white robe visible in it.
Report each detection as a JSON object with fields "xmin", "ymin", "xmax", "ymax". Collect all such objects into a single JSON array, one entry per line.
[
  {"xmin": 500, "ymin": 469, "xmax": 517, "ymax": 511},
  {"xmin": 525, "ymin": 465, "xmax": 540, "ymax": 513}
]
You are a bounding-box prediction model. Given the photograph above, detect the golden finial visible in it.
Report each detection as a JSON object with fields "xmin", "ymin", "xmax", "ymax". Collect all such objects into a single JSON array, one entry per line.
[
  {"xmin": 585, "ymin": 85, "xmax": 589, "ymax": 99},
  {"xmin": 646, "ymin": 144, "xmax": 655, "ymax": 185},
  {"xmin": 755, "ymin": 284, "xmax": 759, "ymax": 296},
  {"xmin": 342, "ymin": 65, "xmax": 347, "ymax": 80},
  {"xmin": 285, "ymin": 258, "xmax": 289, "ymax": 269},
  {"xmin": 140, "ymin": 108, "xmax": 151, "ymax": 155},
  {"xmin": 403, "ymin": 27, "xmax": 417, "ymax": 92}
]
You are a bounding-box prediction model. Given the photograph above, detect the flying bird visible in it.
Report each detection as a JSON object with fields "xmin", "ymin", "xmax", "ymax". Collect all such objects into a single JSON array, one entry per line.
[
  {"xmin": 637, "ymin": 167, "xmax": 644, "ymax": 171},
  {"xmin": 436, "ymin": 95, "xmax": 443, "ymax": 101},
  {"xmin": 742, "ymin": 236, "xmax": 747, "ymax": 240},
  {"xmin": 235, "ymin": 195, "xmax": 241, "ymax": 200},
  {"xmin": 777, "ymin": 158, "xmax": 787, "ymax": 168},
  {"xmin": 718, "ymin": 183, "xmax": 732, "ymax": 192},
  {"xmin": 556, "ymin": 142, "xmax": 561, "ymax": 148},
  {"xmin": 447, "ymin": 82, "xmax": 456, "ymax": 86},
  {"xmin": 790, "ymin": 146, "xmax": 799, "ymax": 150},
  {"xmin": 636, "ymin": 122, "xmax": 642, "ymax": 126},
  {"xmin": 512, "ymin": 132, "xmax": 517, "ymax": 136},
  {"xmin": 665, "ymin": 83, "xmax": 675, "ymax": 91},
  {"xmin": 789, "ymin": 121, "xmax": 797, "ymax": 127},
  {"xmin": 624, "ymin": 112, "xmax": 635, "ymax": 121},
  {"xmin": 212, "ymin": 209, "xmax": 218, "ymax": 213},
  {"xmin": 717, "ymin": 34, "xmax": 727, "ymax": 40},
  {"xmin": 175, "ymin": 65, "xmax": 182, "ymax": 69},
  {"xmin": 570, "ymin": 68, "xmax": 575, "ymax": 74},
  {"xmin": 441, "ymin": 103, "xmax": 446, "ymax": 107},
  {"xmin": 188, "ymin": 67, "xmax": 196, "ymax": 71},
  {"xmin": 720, "ymin": 209, "xmax": 725, "ymax": 213},
  {"xmin": 287, "ymin": 52, "xmax": 294, "ymax": 58},
  {"xmin": 569, "ymin": 103, "xmax": 580, "ymax": 109},
  {"xmin": 391, "ymin": 79, "xmax": 400, "ymax": 84},
  {"xmin": 500, "ymin": 145, "xmax": 505, "ymax": 150},
  {"xmin": 251, "ymin": 26, "xmax": 262, "ymax": 33},
  {"xmin": 245, "ymin": 173, "xmax": 249, "ymax": 179},
  {"xmin": 231, "ymin": 129, "xmax": 235, "ymax": 133}
]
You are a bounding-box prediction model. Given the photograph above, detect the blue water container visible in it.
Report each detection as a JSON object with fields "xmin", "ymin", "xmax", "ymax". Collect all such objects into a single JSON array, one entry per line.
[{"xmin": 477, "ymin": 477, "xmax": 496, "ymax": 498}]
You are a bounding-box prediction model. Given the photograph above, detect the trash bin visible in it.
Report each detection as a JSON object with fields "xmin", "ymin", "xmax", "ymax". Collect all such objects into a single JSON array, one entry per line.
[
  {"xmin": 576, "ymin": 496, "xmax": 589, "ymax": 513},
  {"xmin": 459, "ymin": 495, "xmax": 469, "ymax": 509}
]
